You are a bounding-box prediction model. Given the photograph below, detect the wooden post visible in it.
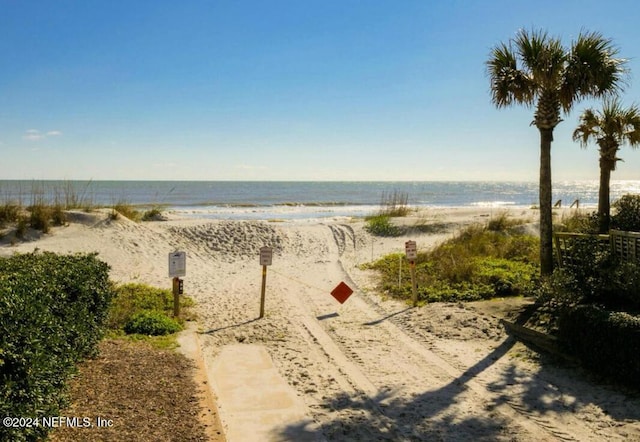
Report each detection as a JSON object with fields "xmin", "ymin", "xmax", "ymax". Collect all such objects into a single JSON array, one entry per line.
[
  {"xmin": 172, "ymin": 277, "xmax": 180, "ymax": 318},
  {"xmin": 259, "ymin": 265, "xmax": 267, "ymax": 319},
  {"xmin": 410, "ymin": 261, "xmax": 418, "ymax": 307}
]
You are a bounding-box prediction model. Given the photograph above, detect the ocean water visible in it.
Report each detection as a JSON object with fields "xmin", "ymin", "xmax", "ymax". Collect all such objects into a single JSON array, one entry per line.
[{"xmin": 1, "ymin": 180, "xmax": 639, "ymax": 220}]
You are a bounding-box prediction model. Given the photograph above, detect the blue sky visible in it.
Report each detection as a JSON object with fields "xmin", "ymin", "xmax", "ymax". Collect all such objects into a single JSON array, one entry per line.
[{"xmin": 2, "ymin": 0, "xmax": 640, "ymax": 181}]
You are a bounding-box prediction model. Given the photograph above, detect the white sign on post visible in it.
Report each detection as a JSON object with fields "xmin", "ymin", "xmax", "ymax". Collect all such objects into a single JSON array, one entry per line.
[
  {"xmin": 405, "ymin": 240, "xmax": 417, "ymax": 261},
  {"xmin": 259, "ymin": 246, "xmax": 273, "ymax": 266},
  {"xmin": 168, "ymin": 251, "xmax": 187, "ymax": 277}
]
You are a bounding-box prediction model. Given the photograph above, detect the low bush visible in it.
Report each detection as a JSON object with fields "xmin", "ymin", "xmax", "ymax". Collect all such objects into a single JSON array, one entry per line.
[
  {"xmin": 124, "ymin": 311, "xmax": 182, "ymax": 336},
  {"xmin": 0, "ymin": 252, "xmax": 114, "ymax": 441},
  {"xmin": 107, "ymin": 283, "xmax": 175, "ymax": 329},
  {"xmin": 558, "ymin": 304, "xmax": 640, "ymax": 389},
  {"xmin": 611, "ymin": 194, "xmax": 640, "ymax": 232},
  {"xmin": 545, "ymin": 235, "xmax": 640, "ymax": 310},
  {"xmin": 107, "ymin": 283, "xmax": 194, "ymax": 333}
]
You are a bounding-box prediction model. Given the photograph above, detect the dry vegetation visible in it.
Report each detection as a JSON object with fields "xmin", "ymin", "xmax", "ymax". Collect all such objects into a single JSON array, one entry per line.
[{"xmin": 48, "ymin": 339, "xmax": 225, "ymax": 442}]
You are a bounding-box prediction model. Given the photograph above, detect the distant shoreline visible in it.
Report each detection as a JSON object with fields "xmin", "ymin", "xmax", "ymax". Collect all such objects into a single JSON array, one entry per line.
[{"xmin": 0, "ymin": 179, "xmax": 631, "ymax": 213}]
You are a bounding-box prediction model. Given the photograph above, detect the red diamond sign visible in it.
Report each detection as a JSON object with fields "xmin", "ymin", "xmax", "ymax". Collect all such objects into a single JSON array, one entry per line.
[{"xmin": 330, "ymin": 282, "xmax": 353, "ymax": 304}]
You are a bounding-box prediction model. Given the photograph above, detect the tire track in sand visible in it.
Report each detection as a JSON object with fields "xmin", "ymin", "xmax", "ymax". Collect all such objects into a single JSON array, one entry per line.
[{"xmin": 270, "ymin": 223, "xmax": 600, "ymax": 441}]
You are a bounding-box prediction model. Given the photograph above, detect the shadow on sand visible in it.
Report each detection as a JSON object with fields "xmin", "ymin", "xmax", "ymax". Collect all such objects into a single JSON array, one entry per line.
[
  {"xmin": 201, "ymin": 317, "xmax": 261, "ymax": 334},
  {"xmin": 276, "ymin": 308, "xmax": 640, "ymax": 441}
]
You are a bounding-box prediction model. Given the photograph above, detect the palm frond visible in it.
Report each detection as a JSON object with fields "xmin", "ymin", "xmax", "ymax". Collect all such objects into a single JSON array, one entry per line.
[
  {"xmin": 561, "ymin": 31, "xmax": 628, "ymax": 110},
  {"xmin": 486, "ymin": 42, "xmax": 535, "ymax": 107},
  {"xmin": 573, "ymin": 108, "xmax": 600, "ymax": 147},
  {"xmin": 573, "ymin": 98, "xmax": 640, "ymax": 151},
  {"xmin": 514, "ymin": 29, "xmax": 565, "ymax": 89}
]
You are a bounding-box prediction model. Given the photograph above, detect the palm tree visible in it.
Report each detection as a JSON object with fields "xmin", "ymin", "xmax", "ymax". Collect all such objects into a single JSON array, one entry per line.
[
  {"xmin": 487, "ymin": 29, "xmax": 627, "ymax": 276},
  {"xmin": 573, "ymin": 98, "xmax": 640, "ymax": 232}
]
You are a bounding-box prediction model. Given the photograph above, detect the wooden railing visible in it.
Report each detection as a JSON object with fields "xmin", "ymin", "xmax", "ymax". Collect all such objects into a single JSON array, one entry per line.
[
  {"xmin": 553, "ymin": 232, "xmax": 610, "ymax": 268},
  {"xmin": 554, "ymin": 230, "xmax": 640, "ymax": 267},
  {"xmin": 610, "ymin": 230, "xmax": 640, "ymax": 262}
]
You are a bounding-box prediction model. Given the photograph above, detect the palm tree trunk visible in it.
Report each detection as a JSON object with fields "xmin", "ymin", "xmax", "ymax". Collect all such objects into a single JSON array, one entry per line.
[
  {"xmin": 598, "ymin": 157, "xmax": 612, "ymax": 233},
  {"xmin": 539, "ymin": 128, "xmax": 554, "ymax": 276}
]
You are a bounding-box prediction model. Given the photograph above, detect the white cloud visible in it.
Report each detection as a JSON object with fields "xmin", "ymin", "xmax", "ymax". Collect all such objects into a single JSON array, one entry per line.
[
  {"xmin": 23, "ymin": 129, "xmax": 44, "ymax": 141},
  {"xmin": 23, "ymin": 129, "xmax": 63, "ymax": 141}
]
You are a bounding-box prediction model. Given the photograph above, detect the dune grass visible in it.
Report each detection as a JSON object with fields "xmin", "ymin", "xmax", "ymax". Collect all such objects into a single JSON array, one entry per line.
[
  {"xmin": 0, "ymin": 181, "xmax": 99, "ymax": 236},
  {"xmin": 363, "ymin": 220, "xmax": 539, "ymax": 303},
  {"xmin": 379, "ymin": 190, "xmax": 411, "ymax": 217},
  {"xmin": 110, "ymin": 200, "xmax": 142, "ymax": 221}
]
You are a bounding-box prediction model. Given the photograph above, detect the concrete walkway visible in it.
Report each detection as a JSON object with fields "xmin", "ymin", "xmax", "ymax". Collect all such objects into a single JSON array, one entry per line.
[{"xmin": 209, "ymin": 344, "xmax": 320, "ymax": 442}]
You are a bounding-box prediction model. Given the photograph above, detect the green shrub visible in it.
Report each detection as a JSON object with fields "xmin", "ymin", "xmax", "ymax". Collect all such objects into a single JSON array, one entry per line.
[
  {"xmin": 608, "ymin": 261, "xmax": 640, "ymax": 308},
  {"xmin": 558, "ymin": 305, "xmax": 640, "ymax": 389},
  {"xmin": 548, "ymin": 235, "xmax": 640, "ymax": 310},
  {"xmin": 124, "ymin": 311, "xmax": 182, "ymax": 336},
  {"xmin": 107, "ymin": 282, "xmax": 195, "ymax": 332},
  {"xmin": 0, "ymin": 252, "xmax": 114, "ymax": 441},
  {"xmin": 557, "ymin": 236, "xmax": 613, "ymax": 301},
  {"xmin": 365, "ymin": 214, "xmax": 400, "ymax": 237},
  {"xmin": 533, "ymin": 269, "xmax": 582, "ymax": 311},
  {"xmin": 107, "ymin": 283, "xmax": 175, "ymax": 329},
  {"xmin": 611, "ymin": 194, "xmax": 640, "ymax": 232}
]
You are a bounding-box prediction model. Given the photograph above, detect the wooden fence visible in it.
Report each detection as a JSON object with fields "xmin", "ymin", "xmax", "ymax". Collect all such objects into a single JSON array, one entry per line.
[
  {"xmin": 610, "ymin": 230, "xmax": 640, "ymax": 262},
  {"xmin": 554, "ymin": 230, "xmax": 640, "ymax": 267}
]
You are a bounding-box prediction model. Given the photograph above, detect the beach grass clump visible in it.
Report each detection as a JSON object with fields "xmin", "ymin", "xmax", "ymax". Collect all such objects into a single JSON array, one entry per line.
[
  {"xmin": 111, "ymin": 201, "xmax": 142, "ymax": 222},
  {"xmin": 364, "ymin": 214, "xmax": 401, "ymax": 237},
  {"xmin": 365, "ymin": 190, "xmax": 415, "ymax": 236},
  {"xmin": 0, "ymin": 201, "xmax": 21, "ymax": 227},
  {"xmin": 556, "ymin": 210, "xmax": 599, "ymax": 234},
  {"xmin": 14, "ymin": 216, "xmax": 28, "ymax": 239},
  {"xmin": 379, "ymin": 190, "xmax": 410, "ymax": 217},
  {"xmin": 28, "ymin": 202, "xmax": 51, "ymax": 233},
  {"xmin": 56, "ymin": 179, "xmax": 95, "ymax": 211},
  {"xmin": 142, "ymin": 206, "xmax": 164, "ymax": 221},
  {"xmin": 50, "ymin": 203, "xmax": 67, "ymax": 226},
  {"xmin": 487, "ymin": 211, "xmax": 525, "ymax": 232},
  {"xmin": 363, "ymin": 223, "xmax": 539, "ymax": 303}
]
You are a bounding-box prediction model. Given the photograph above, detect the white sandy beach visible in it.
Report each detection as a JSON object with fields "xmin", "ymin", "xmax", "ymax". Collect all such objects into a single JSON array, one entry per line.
[{"xmin": 3, "ymin": 207, "xmax": 640, "ymax": 441}]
